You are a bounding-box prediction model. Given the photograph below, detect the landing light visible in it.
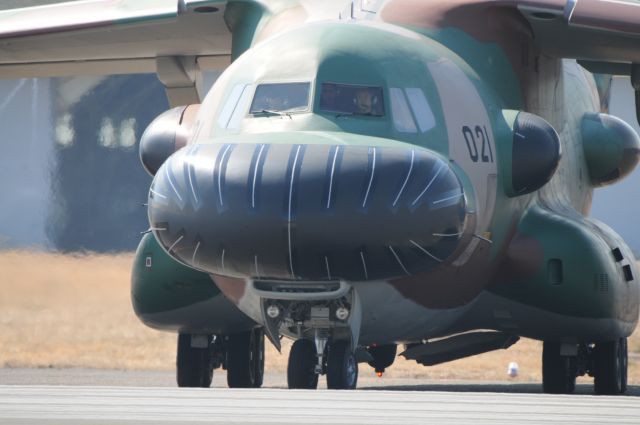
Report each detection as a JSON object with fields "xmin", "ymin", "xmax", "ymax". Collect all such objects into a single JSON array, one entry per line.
[
  {"xmin": 335, "ymin": 307, "xmax": 350, "ymax": 321},
  {"xmin": 266, "ymin": 304, "xmax": 280, "ymax": 319}
]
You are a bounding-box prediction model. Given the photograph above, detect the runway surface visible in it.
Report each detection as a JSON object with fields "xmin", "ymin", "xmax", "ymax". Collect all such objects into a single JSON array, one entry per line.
[
  {"xmin": 2, "ymin": 385, "xmax": 640, "ymax": 425},
  {"xmin": 1, "ymin": 369, "xmax": 640, "ymax": 424}
]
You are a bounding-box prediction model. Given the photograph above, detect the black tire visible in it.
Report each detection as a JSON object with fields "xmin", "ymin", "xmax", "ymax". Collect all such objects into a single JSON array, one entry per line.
[
  {"xmin": 327, "ymin": 340, "xmax": 358, "ymax": 390},
  {"xmin": 542, "ymin": 342, "xmax": 576, "ymax": 394},
  {"xmin": 621, "ymin": 338, "xmax": 628, "ymax": 394},
  {"xmin": 287, "ymin": 339, "xmax": 319, "ymax": 389},
  {"xmin": 226, "ymin": 328, "xmax": 265, "ymax": 388},
  {"xmin": 594, "ymin": 338, "xmax": 627, "ymax": 395},
  {"xmin": 176, "ymin": 334, "xmax": 214, "ymax": 388},
  {"xmin": 252, "ymin": 328, "xmax": 265, "ymax": 388}
]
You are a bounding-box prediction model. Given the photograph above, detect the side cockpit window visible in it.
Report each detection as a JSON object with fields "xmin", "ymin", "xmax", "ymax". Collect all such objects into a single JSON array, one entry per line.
[
  {"xmin": 250, "ymin": 82, "xmax": 311, "ymax": 114},
  {"xmin": 405, "ymin": 88, "xmax": 435, "ymax": 132},
  {"xmin": 389, "ymin": 87, "xmax": 435, "ymax": 134},
  {"xmin": 319, "ymin": 83, "xmax": 385, "ymax": 117},
  {"xmin": 218, "ymin": 83, "xmax": 254, "ymax": 130},
  {"xmin": 390, "ymin": 88, "xmax": 417, "ymax": 132}
]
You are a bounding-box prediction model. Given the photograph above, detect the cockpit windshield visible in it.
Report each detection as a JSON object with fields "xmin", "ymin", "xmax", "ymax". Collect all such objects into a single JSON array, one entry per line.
[
  {"xmin": 319, "ymin": 83, "xmax": 385, "ymax": 117},
  {"xmin": 249, "ymin": 82, "xmax": 311, "ymax": 114}
]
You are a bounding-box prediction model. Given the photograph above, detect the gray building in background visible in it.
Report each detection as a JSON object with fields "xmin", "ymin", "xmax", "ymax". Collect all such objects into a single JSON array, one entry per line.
[
  {"xmin": 0, "ymin": 75, "xmax": 164, "ymax": 251},
  {"xmin": 0, "ymin": 77, "xmax": 52, "ymax": 249}
]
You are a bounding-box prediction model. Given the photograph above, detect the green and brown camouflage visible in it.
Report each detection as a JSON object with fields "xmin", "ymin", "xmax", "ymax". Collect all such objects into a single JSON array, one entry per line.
[{"xmin": 2, "ymin": 0, "xmax": 640, "ymax": 392}]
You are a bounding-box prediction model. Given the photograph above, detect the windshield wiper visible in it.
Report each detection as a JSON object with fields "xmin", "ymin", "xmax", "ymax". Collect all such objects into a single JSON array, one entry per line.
[
  {"xmin": 256, "ymin": 109, "xmax": 292, "ymax": 119},
  {"xmin": 335, "ymin": 112, "xmax": 354, "ymax": 118}
]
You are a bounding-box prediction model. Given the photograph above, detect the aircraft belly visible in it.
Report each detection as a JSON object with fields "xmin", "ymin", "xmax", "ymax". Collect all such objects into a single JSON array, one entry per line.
[
  {"xmin": 456, "ymin": 291, "xmax": 637, "ymax": 342},
  {"xmin": 214, "ymin": 275, "xmax": 475, "ymax": 346},
  {"xmin": 353, "ymin": 280, "xmax": 473, "ymax": 345},
  {"xmin": 138, "ymin": 295, "xmax": 256, "ymax": 335}
]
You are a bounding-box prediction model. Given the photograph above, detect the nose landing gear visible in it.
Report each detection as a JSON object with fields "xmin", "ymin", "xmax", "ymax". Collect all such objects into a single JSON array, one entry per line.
[
  {"xmin": 326, "ymin": 340, "xmax": 358, "ymax": 389},
  {"xmin": 287, "ymin": 337, "xmax": 358, "ymax": 390},
  {"xmin": 287, "ymin": 339, "xmax": 319, "ymax": 389}
]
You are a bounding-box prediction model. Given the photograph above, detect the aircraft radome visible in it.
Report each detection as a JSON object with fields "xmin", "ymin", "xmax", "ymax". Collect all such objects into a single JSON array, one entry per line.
[{"xmin": 2, "ymin": 0, "xmax": 640, "ymax": 394}]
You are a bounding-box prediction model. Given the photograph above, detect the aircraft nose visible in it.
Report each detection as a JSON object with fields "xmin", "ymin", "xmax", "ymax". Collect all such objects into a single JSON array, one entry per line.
[{"xmin": 148, "ymin": 141, "xmax": 468, "ymax": 281}]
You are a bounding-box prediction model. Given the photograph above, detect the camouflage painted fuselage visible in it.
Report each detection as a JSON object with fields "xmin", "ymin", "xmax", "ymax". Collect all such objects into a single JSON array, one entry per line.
[{"xmin": 133, "ymin": 0, "xmax": 639, "ymax": 346}]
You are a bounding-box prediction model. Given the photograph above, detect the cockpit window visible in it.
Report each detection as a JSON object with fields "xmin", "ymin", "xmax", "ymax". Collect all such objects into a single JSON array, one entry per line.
[
  {"xmin": 389, "ymin": 88, "xmax": 417, "ymax": 133},
  {"xmin": 218, "ymin": 83, "xmax": 254, "ymax": 130},
  {"xmin": 389, "ymin": 87, "xmax": 436, "ymax": 134},
  {"xmin": 319, "ymin": 83, "xmax": 385, "ymax": 117},
  {"xmin": 249, "ymin": 82, "xmax": 311, "ymax": 114}
]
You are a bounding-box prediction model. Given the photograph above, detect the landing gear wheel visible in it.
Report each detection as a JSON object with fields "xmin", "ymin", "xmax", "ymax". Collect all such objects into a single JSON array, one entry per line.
[
  {"xmin": 252, "ymin": 328, "xmax": 265, "ymax": 388},
  {"xmin": 226, "ymin": 328, "xmax": 265, "ymax": 388},
  {"xmin": 287, "ymin": 339, "xmax": 319, "ymax": 389},
  {"xmin": 176, "ymin": 334, "xmax": 214, "ymax": 388},
  {"xmin": 542, "ymin": 342, "xmax": 576, "ymax": 394},
  {"xmin": 594, "ymin": 338, "xmax": 627, "ymax": 395},
  {"xmin": 327, "ymin": 340, "xmax": 358, "ymax": 390}
]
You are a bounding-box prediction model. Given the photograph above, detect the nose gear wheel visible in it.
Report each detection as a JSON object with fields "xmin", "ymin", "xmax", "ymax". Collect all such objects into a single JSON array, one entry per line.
[{"xmin": 287, "ymin": 339, "xmax": 319, "ymax": 389}]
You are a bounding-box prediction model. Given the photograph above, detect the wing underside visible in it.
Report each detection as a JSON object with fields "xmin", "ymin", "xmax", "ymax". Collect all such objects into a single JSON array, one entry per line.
[
  {"xmin": 513, "ymin": 0, "xmax": 640, "ymax": 73},
  {"xmin": 4, "ymin": 0, "xmax": 640, "ymax": 104},
  {"xmin": 0, "ymin": 0, "xmax": 232, "ymax": 105}
]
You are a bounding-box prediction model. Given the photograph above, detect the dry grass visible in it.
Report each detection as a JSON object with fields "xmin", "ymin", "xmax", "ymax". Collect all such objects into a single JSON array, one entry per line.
[{"xmin": 0, "ymin": 251, "xmax": 639, "ymax": 384}]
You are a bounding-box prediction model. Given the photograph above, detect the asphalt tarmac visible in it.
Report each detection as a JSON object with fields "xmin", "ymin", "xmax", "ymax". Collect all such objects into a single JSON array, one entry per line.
[{"xmin": 1, "ymin": 369, "xmax": 639, "ymax": 424}]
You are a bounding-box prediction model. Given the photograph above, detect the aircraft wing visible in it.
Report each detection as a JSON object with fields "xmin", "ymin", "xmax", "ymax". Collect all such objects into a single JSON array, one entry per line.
[
  {"xmin": 514, "ymin": 0, "xmax": 640, "ymax": 74},
  {"xmin": 0, "ymin": 0, "xmax": 233, "ymax": 105}
]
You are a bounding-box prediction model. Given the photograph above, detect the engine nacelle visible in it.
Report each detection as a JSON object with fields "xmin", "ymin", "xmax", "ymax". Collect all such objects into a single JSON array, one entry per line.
[
  {"xmin": 582, "ymin": 113, "xmax": 640, "ymax": 187},
  {"xmin": 502, "ymin": 111, "xmax": 561, "ymax": 197},
  {"xmin": 139, "ymin": 104, "xmax": 200, "ymax": 176}
]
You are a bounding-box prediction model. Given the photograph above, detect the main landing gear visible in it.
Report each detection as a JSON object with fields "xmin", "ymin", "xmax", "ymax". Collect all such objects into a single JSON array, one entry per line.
[
  {"xmin": 176, "ymin": 334, "xmax": 216, "ymax": 388},
  {"xmin": 226, "ymin": 327, "xmax": 265, "ymax": 388},
  {"xmin": 542, "ymin": 338, "xmax": 628, "ymax": 395},
  {"xmin": 287, "ymin": 338, "xmax": 358, "ymax": 390},
  {"xmin": 176, "ymin": 328, "xmax": 265, "ymax": 388},
  {"xmin": 593, "ymin": 338, "xmax": 628, "ymax": 395}
]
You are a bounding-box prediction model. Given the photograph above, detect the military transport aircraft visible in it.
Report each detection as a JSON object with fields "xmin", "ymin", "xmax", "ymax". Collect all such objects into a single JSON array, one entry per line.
[{"xmin": 1, "ymin": 0, "xmax": 639, "ymax": 394}]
